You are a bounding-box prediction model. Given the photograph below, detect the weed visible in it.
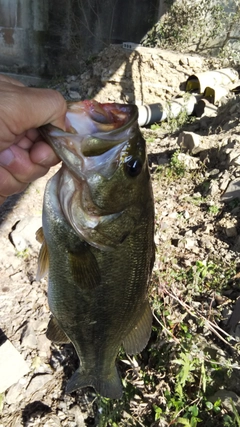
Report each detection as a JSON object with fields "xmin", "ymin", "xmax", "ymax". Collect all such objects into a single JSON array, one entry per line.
[
  {"xmin": 141, "ymin": 0, "xmax": 240, "ymax": 59},
  {"xmin": 16, "ymin": 248, "xmax": 29, "ymax": 259},
  {"xmin": 150, "ymin": 123, "xmax": 161, "ymax": 131},
  {"xmin": 169, "ymin": 150, "xmax": 186, "ymax": 177},
  {"xmin": 208, "ymin": 205, "xmax": 219, "ymax": 215},
  {"xmin": 146, "ymin": 136, "xmax": 156, "ymax": 143},
  {"xmin": 230, "ymin": 399, "xmax": 240, "ymax": 426}
]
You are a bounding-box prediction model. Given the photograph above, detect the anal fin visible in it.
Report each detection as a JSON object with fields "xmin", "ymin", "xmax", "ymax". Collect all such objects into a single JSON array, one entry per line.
[
  {"xmin": 123, "ymin": 301, "xmax": 152, "ymax": 354},
  {"xmin": 46, "ymin": 316, "xmax": 70, "ymax": 344}
]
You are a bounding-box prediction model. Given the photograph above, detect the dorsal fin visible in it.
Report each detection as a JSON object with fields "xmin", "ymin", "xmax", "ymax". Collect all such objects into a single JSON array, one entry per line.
[{"xmin": 36, "ymin": 227, "xmax": 49, "ymax": 280}]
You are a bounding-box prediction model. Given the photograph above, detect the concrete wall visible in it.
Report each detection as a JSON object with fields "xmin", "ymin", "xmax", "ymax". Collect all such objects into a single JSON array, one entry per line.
[
  {"xmin": 0, "ymin": 0, "xmax": 49, "ymax": 75},
  {"xmin": 0, "ymin": 0, "xmax": 163, "ymax": 76}
]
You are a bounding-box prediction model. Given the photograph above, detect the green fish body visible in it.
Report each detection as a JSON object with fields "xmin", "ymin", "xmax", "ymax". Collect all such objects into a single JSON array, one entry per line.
[{"xmin": 38, "ymin": 101, "xmax": 155, "ymax": 399}]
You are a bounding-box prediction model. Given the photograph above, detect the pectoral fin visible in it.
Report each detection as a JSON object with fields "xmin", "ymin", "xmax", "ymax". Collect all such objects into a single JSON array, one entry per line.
[
  {"xmin": 36, "ymin": 227, "xmax": 49, "ymax": 280},
  {"xmin": 123, "ymin": 301, "xmax": 152, "ymax": 354},
  {"xmin": 69, "ymin": 246, "xmax": 100, "ymax": 289},
  {"xmin": 46, "ymin": 316, "xmax": 70, "ymax": 344}
]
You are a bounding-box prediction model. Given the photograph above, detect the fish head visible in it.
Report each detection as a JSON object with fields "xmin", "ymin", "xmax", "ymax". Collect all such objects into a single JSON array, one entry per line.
[{"xmin": 40, "ymin": 100, "xmax": 153, "ymax": 249}]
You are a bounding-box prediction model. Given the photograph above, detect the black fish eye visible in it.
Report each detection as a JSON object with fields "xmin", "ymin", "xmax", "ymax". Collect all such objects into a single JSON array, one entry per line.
[{"xmin": 124, "ymin": 158, "xmax": 143, "ymax": 177}]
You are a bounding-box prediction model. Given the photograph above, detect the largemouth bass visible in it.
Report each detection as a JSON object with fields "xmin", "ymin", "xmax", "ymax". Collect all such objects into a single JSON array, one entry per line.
[{"xmin": 37, "ymin": 100, "xmax": 155, "ymax": 399}]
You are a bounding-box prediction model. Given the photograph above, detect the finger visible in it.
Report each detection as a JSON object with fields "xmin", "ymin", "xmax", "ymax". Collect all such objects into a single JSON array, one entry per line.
[
  {"xmin": 0, "ymin": 85, "xmax": 67, "ymax": 143},
  {"xmin": 0, "ymin": 74, "xmax": 25, "ymax": 87},
  {"xmin": 17, "ymin": 137, "xmax": 33, "ymax": 150},
  {"xmin": 0, "ymin": 144, "xmax": 50, "ymax": 184},
  {"xmin": 30, "ymin": 140, "xmax": 60, "ymax": 167},
  {"xmin": 0, "ymin": 166, "xmax": 29, "ymax": 198}
]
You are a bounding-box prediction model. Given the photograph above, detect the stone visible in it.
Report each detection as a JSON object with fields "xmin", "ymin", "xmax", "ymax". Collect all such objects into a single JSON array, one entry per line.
[
  {"xmin": 21, "ymin": 322, "xmax": 38, "ymax": 349},
  {"xmin": 221, "ymin": 178, "xmax": 240, "ymax": 201},
  {"xmin": 0, "ymin": 339, "xmax": 29, "ymax": 393},
  {"xmin": 208, "ymin": 180, "xmax": 220, "ymax": 197},
  {"xmin": 66, "ymin": 75, "xmax": 78, "ymax": 83},
  {"xmin": 69, "ymin": 405, "xmax": 86, "ymax": 427},
  {"xmin": 228, "ymin": 150, "xmax": 240, "ymax": 166},
  {"xmin": 5, "ymin": 377, "xmax": 28, "ymax": 405},
  {"xmin": 219, "ymin": 170, "xmax": 231, "ymax": 191},
  {"xmin": 69, "ymin": 90, "xmax": 81, "ymax": 99},
  {"xmin": 26, "ymin": 373, "xmax": 53, "ymax": 396},
  {"xmin": 177, "ymin": 131, "xmax": 202, "ymax": 154},
  {"xmin": 177, "ymin": 153, "xmax": 199, "ymax": 170},
  {"xmin": 225, "ymin": 226, "xmax": 238, "ymax": 237},
  {"xmin": 209, "ymin": 389, "xmax": 240, "ymax": 412},
  {"xmin": 43, "ymin": 416, "xmax": 61, "ymax": 427},
  {"xmin": 10, "ymin": 216, "xmax": 42, "ymax": 252}
]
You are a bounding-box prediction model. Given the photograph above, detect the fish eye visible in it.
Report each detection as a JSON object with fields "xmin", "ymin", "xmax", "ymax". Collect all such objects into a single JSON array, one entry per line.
[{"xmin": 124, "ymin": 158, "xmax": 143, "ymax": 177}]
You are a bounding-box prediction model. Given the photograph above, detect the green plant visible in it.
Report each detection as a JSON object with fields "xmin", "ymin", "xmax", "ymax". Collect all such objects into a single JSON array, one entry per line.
[
  {"xmin": 169, "ymin": 150, "xmax": 186, "ymax": 177},
  {"xmin": 141, "ymin": 0, "xmax": 240, "ymax": 58},
  {"xmin": 16, "ymin": 248, "xmax": 29, "ymax": 259},
  {"xmin": 208, "ymin": 205, "xmax": 219, "ymax": 215}
]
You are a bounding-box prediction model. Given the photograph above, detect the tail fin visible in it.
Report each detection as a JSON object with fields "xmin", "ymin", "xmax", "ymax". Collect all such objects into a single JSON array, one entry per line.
[{"xmin": 65, "ymin": 366, "xmax": 122, "ymax": 399}]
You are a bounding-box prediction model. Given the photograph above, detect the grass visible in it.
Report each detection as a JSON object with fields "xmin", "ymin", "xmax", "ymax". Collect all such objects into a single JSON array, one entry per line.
[
  {"xmin": 93, "ymin": 142, "xmax": 240, "ymax": 426},
  {"xmin": 93, "ymin": 251, "xmax": 239, "ymax": 426}
]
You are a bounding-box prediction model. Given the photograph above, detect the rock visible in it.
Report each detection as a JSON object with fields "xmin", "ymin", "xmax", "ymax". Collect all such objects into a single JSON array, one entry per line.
[
  {"xmin": 5, "ymin": 378, "xmax": 28, "ymax": 405},
  {"xmin": 219, "ymin": 170, "xmax": 231, "ymax": 191},
  {"xmin": 221, "ymin": 178, "xmax": 240, "ymax": 201},
  {"xmin": 184, "ymin": 237, "xmax": 199, "ymax": 251},
  {"xmin": 209, "ymin": 389, "xmax": 240, "ymax": 412},
  {"xmin": 177, "ymin": 131, "xmax": 202, "ymax": 154},
  {"xmin": 66, "ymin": 75, "xmax": 78, "ymax": 82},
  {"xmin": 229, "ymin": 150, "xmax": 240, "ymax": 166},
  {"xmin": 10, "ymin": 216, "xmax": 42, "ymax": 252},
  {"xmin": 0, "ymin": 339, "xmax": 29, "ymax": 393},
  {"xmin": 69, "ymin": 405, "xmax": 86, "ymax": 427},
  {"xmin": 69, "ymin": 90, "xmax": 81, "ymax": 99},
  {"xmin": 177, "ymin": 153, "xmax": 199, "ymax": 170},
  {"xmin": 43, "ymin": 416, "xmax": 62, "ymax": 427},
  {"xmin": 26, "ymin": 373, "xmax": 53, "ymax": 396},
  {"xmin": 21, "ymin": 322, "xmax": 38, "ymax": 349},
  {"xmin": 208, "ymin": 180, "xmax": 220, "ymax": 197},
  {"xmin": 68, "ymin": 81, "xmax": 80, "ymax": 91},
  {"xmin": 225, "ymin": 226, "xmax": 238, "ymax": 237},
  {"xmin": 37, "ymin": 334, "xmax": 52, "ymax": 359}
]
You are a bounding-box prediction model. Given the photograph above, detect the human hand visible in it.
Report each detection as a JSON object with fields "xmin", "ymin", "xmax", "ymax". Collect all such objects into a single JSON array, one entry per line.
[{"xmin": 0, "ymin": 75, "xmax": 67, "ymax": 205}]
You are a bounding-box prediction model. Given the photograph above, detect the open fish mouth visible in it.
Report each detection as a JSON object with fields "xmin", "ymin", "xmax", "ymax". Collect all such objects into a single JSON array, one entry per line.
[
  {"xmin": 40, "ymin": 100, "xmax": 145, "ymax": 250},
  {"xmin": 40, "ymin": 101, "xmax": 139, "ymax": 180}
]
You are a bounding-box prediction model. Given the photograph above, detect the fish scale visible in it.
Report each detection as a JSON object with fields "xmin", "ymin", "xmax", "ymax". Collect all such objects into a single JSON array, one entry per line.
[{"xmin": 38, "ymin": 100, "xmax": 155, "ymax": 398}]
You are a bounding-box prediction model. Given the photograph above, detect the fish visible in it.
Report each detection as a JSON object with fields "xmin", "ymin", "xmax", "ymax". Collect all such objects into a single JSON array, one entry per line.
[{"xmin": 37, "ymin": 100, "xmax": 155, "ymax": 399}]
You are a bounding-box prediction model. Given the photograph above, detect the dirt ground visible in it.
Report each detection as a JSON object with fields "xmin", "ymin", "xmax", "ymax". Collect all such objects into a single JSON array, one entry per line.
[{"xmin": 1, "ymin": 45, "xmax": 240, "ymax": 426}]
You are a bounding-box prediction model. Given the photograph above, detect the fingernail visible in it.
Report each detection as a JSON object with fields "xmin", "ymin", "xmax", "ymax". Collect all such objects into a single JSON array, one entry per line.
[{"xmin": 0, "ymin": 148, "xmax": 15, "ymax": 166}]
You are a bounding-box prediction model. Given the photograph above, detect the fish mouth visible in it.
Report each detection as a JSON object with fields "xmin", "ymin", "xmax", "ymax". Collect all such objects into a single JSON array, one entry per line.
[
  {"xmin": 40, "ymin": 101, "xmax": 141, "ymax": 249},
  {"xmin": 40, "ymin": 101, "xmax": 138, "ymax": 180}
]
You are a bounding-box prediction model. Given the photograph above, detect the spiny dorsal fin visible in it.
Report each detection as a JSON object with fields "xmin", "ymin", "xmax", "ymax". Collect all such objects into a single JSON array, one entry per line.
[
  {"xmin": 123, "ymin": 301, "xmax": 152, "ymax": 355},
  {"xmin": 36, "ymin": 227, "xmax": 49, "ymax": 280},
  {"xmin": 46, "ymin": 316, "xmax": 70, "ymax": 344}
]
